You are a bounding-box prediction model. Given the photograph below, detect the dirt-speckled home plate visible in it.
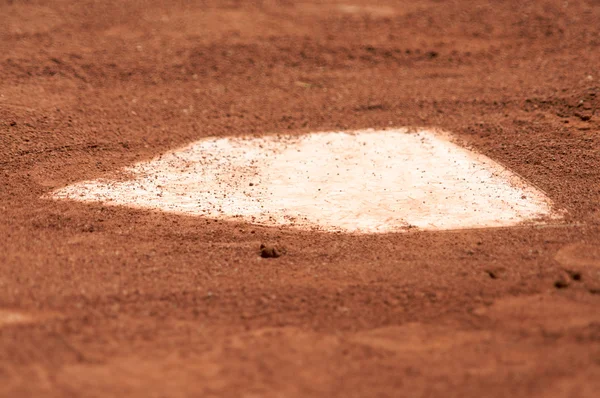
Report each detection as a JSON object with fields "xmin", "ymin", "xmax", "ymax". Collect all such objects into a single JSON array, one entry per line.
[{"xmin": 49, "ymin": 129, "xmax": 561, "ymax": 233}]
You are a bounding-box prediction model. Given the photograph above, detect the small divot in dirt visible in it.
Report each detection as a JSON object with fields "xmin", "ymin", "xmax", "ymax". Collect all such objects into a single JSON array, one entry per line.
[
  {"xmin": 486, "ymin": 270, "xmax": 498, "ymax": 279},
  {"xmin": 566, "ymin": 270, "xmax": 582, "ymax": 281},
  {"xmin": 554, "ymin": 278, "xmax": 569, "ymax": 289},
  {"xmin": 485, "ymin": 267, "xmax": 505, "ymax": 280}
]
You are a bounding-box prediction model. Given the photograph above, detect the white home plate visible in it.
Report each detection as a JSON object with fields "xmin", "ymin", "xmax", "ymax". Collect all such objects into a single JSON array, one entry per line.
[{"xmin": 50, "ymin": 129, "xmax": 560, "ymax": 233}]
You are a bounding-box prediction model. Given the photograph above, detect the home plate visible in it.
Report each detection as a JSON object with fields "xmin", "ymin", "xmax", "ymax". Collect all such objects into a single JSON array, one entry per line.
[{"xmin": 50, "ymin": 128, "xmax": 561, "ymax": 233}]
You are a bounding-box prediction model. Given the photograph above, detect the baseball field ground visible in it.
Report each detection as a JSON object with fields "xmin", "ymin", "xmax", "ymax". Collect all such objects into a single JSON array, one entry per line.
[{"xmin": 1, "ymin": 0, "xmax": 599, "ymax": 396}]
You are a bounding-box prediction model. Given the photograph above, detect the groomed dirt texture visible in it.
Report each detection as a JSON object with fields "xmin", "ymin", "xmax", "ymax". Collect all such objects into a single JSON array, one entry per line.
[{"xmin": 1, "ymin": 0, "xmax": 600, "ymax": 397}]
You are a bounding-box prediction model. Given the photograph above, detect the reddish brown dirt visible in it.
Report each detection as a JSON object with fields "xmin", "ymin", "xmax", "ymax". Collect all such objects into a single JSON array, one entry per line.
[{"xmin": 1, "ymin": 1, "xmax": 600, "ymax": 397}]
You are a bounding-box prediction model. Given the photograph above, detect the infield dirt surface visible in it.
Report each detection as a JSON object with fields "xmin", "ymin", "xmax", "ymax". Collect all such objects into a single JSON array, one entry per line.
[{"xmin": 1, "ymin": 1, "xmax": 600, "ymax": 397}]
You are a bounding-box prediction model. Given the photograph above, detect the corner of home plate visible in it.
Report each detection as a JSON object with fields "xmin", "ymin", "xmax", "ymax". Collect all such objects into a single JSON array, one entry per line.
[{"xmin": 49, "ymin": 128, "xmax": 562, "ymax": 234}]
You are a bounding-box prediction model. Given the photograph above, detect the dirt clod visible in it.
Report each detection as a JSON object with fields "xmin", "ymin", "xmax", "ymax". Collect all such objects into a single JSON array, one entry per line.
[{"xmin": 260, "ymin": 244, "xmax": 283, "ymax": 258}]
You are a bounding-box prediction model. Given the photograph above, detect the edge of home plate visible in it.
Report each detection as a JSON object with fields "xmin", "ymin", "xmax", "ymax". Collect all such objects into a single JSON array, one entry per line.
[{"xmin": 49, "ymin": 128, "xmax": 563, "ymax": 234}]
